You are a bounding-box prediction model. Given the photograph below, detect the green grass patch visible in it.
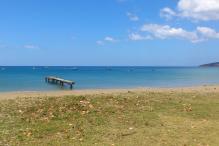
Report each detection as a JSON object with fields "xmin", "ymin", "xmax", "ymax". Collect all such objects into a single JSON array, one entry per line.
[{"xmin": 0, "ymin": 91, "xmax": 219, "ymax": 145}]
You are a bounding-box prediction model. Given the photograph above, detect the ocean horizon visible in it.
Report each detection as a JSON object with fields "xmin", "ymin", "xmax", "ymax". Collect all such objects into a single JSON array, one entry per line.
[{"xmin": 0, "ymin": 66, "xmax": 219, "ymax": 92}]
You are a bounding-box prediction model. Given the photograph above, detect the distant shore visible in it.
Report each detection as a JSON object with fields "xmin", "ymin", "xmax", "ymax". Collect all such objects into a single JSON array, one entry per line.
[{"xmin": 0, "ymin": 84, "xmax": 219, "ymax": 100}]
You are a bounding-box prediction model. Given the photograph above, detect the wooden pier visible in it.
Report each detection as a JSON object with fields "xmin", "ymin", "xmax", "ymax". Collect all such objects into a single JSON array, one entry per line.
[{"xmin": 45, "ymin": 76, "xmax": 75, "ymax": 89}]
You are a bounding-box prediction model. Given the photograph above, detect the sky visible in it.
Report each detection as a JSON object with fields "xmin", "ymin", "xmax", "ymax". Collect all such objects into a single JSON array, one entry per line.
[{"xmin": 0, "ymin": 0, "xmax": 219, "ymax": 66}]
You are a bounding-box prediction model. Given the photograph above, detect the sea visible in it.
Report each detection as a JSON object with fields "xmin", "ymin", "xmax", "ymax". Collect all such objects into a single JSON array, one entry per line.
[{"xmin": 0, "ymin": 66, "xmax": 219, "ymax": 92}]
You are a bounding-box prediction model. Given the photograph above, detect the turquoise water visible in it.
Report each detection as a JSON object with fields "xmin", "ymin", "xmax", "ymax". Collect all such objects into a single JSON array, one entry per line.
[{"xmin": 0, "ymin": 66, "xmax": 219, "ymax": 92}]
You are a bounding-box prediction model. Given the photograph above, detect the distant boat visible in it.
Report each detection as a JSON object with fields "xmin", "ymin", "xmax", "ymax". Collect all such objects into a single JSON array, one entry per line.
[{"xmin": 64, "ymin": 67, "xmax": 79, "ymax": 71}]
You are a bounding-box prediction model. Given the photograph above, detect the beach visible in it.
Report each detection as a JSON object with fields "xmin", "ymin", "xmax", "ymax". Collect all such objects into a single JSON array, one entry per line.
[
  {"xmin": 2, "ymin": 0, "xmax": 219, "ymax": 145},
  {"xmin": 0, "ymin": 84, "xmax": 219, "ymax": 100},
  {"xmin": 0, "ymin": 85, "xmax": 219, "ymax": 145}
]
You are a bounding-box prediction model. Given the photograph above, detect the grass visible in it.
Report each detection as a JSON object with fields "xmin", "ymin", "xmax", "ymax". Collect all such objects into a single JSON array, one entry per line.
[{"xmin": 0, "ymin": 91, "xmax": 219, "ymax": 146}]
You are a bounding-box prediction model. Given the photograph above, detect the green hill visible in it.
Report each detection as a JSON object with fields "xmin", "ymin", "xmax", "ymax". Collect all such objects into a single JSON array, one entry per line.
[{"xmin": 200, "ymin": 62, "xmax": 219, "ymax": 67}]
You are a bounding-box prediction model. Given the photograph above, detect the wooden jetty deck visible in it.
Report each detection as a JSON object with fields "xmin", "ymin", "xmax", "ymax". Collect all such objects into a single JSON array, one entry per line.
[{"xmin": 45, "ymin": 76, "xmax": 75, "ymax": 89}]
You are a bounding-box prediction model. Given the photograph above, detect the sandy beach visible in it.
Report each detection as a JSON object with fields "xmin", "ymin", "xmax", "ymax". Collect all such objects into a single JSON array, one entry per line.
[{"xmin": 0, "ymin": 84, "xmax": 219, "ymax": 100}]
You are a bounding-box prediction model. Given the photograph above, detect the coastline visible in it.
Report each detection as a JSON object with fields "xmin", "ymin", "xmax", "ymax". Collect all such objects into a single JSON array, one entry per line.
[{"xmin": 0, "ymin": 84, "xmax": 219, "ymax": 100}]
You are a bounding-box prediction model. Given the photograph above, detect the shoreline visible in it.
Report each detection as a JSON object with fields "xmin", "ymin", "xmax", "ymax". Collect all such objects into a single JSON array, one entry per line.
[{"xmin": 0, "ymin": 84, "xmax": 219, "ymax": 100}]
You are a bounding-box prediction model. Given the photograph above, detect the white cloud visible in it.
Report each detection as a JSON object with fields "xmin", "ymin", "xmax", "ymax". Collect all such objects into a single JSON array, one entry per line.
[
  {"xmin": 127, "ymin": 12, "xmax": 139, "ymax": 21},
  {"xmin": 197, "ymin": 27, "xmax": 219, "ymax": 39},
  {"xmin": 96, "ymin": 36, "xmax": 118, "ymax": 45},
  {"xmin": 160, "ymin": 7, "xmax": 176, "ymax": 20},
  {"xmin": 138, "ymin": 23, "xmax": 219, "ymax": 43},
  {"xmin": 161, "ymin": 0, "xmax": 219, "ymax": 21},
  {"xmin": 24, "ymin": 45, "xmax": 40, "ymax": 49},
  {"xmin": 141, "ymin": 24, "xmax": 199, "ymax": 42},
  {"xmin": 104, "ymin": 36, "xmax": 117, "ymax": 42},
  {"xmin": 129, "ymin": 33, "xmax": 152, "ymax": 41}
]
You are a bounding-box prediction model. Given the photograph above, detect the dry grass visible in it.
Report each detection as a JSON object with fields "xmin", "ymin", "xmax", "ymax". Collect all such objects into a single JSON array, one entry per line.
[{"xmin": 0, "ymin": 90, "xmax": 219, "ymax": 146}]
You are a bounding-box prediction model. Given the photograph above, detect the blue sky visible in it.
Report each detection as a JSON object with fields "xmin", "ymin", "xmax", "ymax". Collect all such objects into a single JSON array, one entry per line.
[{"xmin": 0, "ymin": 0, "xmax": 219, "ymax": 66}]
